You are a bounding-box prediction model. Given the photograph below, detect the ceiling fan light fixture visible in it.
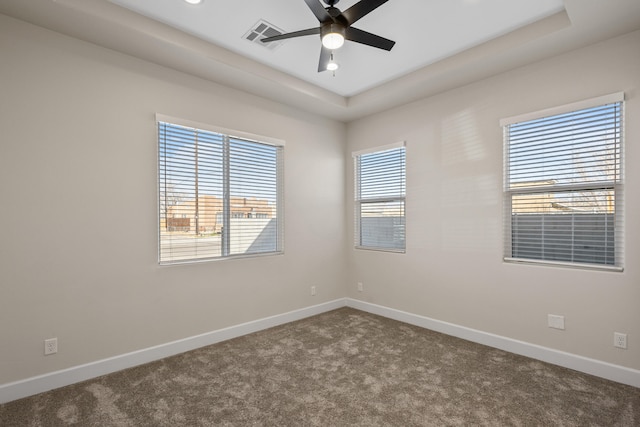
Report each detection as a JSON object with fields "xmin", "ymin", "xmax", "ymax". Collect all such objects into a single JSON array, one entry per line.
[
  {"xmin": 322, "ymin": 32, "xmax": 344, "ymax": 49},
  {"xmin": 183, "ymin": 0, "xmax": 202, "ymax": 4},
  {"xmin": 327, "ymin": 52, "xmax": 339, "ymax": 71},
  {"xmin": 321, "ymin": 23, "xmax": 345, "ymax": 50}
]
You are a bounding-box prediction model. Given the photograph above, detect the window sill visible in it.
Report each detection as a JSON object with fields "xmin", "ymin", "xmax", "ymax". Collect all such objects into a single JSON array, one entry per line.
[
  {"xmin": 503, "ymin": 257, "xmax": 623, "ymax": 272},
  {"xmin": 356, "ymin": 246, "xmax": 405, "ymax": 254}
]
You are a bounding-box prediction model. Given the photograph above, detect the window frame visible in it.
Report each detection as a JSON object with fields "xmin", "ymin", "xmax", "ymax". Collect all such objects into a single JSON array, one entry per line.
[
  {"xmin": 500, "ymin": 93, "xmax": 624, "ymax": 271},
  {"xmin": 156, "ymin": 114, "xmax": 284, "ymax": 265},
  {"xmin": 353, "ymin": 141, "xmax": 406, "ymax": 253}
]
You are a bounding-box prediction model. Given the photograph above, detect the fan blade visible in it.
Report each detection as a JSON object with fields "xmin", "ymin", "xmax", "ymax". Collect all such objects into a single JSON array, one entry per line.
[
  {"xmin": 261, "ymin": 27, "xmax": 320, "ymax": 43},
  {"xmin": 345, "ymin": 27, "xmax": 395, "ymax": 50},
  {"xmin": 341, "ymin": 0, "xmax": 389, "ymax": 26},
  {"xmin": 318, "ymin": 45, "xmax": 331, "ymax": 72},
  {"xmin": 304, "ymin": 0, "xmax": 334, "ymax": 23}
]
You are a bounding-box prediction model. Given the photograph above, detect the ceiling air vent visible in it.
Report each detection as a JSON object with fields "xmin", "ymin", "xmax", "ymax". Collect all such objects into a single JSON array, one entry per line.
[{"xmin": 243, "ymin": 20, "xmax": 286, "ymax": 50}]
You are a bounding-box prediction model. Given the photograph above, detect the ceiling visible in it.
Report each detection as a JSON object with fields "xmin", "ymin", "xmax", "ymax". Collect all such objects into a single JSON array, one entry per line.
[
  {"xmin": 1, "ymin": 0, "xmax": 640, "ymax": 121},
  {"xmin": 108, "ymin": 0, "xmax": 565, "ymax": 97}
]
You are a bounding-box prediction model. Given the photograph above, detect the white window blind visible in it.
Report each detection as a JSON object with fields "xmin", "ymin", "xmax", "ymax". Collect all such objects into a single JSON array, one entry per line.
[
  {"xmin": 158, "ymin": 118, "xmax": 283, "ymax": 264},
  {"xmin": 503, "ymin": 94, "xmax": 623, "ymax": 270},
  {"xmin": 354, "ymin": 143, "xmax": 406, "ymax": 252}
]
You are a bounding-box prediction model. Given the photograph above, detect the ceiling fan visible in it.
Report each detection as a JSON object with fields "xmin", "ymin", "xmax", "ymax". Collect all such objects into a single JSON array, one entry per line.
[{"xmin": 261, "ymin": 0, "xmax": 395, "ymax": 72}]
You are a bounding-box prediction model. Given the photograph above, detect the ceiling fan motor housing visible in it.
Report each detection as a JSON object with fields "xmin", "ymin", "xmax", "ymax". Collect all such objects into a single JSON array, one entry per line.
[
  {"xmin": 321, "ymin": 21, "xmax": 346, "ymax": 40},
  {"xmin": 327, "ymin": 6, "xmax": 348, "ymax": 24}
]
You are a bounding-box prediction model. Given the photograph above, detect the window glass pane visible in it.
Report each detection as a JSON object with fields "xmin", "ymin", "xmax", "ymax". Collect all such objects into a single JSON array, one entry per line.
[
  {"xmin": 228, "ymin": 138, "xmax": 280, "ymax": 256},
  {"xmin": 359, "ymin": 149, "xmax": 406, "ymax": 199},
  {"xmin": 508, "ymin": 104, "xmax": 620, "ymax": 188},
  {"xmin": 159, "ymin": 124, "xmax": 224, "ymax": 262},
  {"xmin": 359, "ymin": 200, "xmax": 405, "ymax": 250},
  {"xmin": 511, "ymin": 190, "xmax": 616, "ymax": 265}
]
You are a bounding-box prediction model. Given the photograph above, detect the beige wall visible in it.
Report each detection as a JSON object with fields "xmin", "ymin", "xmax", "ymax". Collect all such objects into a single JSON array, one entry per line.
[
  {"xmin": 347, "ymin": 30, "xmax": 640, "ymax": 371},
  {"xmin": 1, "ymin": 11, "xmax": 639, "ymax": 388},
  {"xmin": 0, "ymin": 15, "xmax": 347, "ymax": 384}
]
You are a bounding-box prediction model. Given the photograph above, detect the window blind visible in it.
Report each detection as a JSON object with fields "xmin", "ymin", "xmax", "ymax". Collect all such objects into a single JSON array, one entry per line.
[
  {"xmin": 158, "ymin": 119, "xmax": 283, "ymax": 264},
  {"xmin": 354, "ymin": 143, "xmax": 406, "ymax": 252},
  {"xmin": 503, "ymin": 96, "xmax": 623, "ymax": 269}
]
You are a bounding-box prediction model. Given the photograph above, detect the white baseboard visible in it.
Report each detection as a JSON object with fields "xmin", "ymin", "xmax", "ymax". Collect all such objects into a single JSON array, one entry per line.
[
  {"xmin": 3, "ymin": 297, "xmax": 637, "ymax": 404},
  {"xmin": 346, "ymin": 298, "xmax": 640, "ymax": 389},
  {"xmin": 0, "ymin": 298, "xmax": 347, "ymax": 404}
]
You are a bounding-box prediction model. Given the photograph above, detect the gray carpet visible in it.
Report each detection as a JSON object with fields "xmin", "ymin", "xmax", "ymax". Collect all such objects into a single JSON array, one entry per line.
[{"xmin": 1, "ymin": 307, "xmax": 639, "ymax": 426}]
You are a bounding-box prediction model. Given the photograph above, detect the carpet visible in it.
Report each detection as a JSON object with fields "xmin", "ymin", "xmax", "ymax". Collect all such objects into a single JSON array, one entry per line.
[{"xmin": 1, "ymin": 307, "xmax": 639, "ymax": 426}]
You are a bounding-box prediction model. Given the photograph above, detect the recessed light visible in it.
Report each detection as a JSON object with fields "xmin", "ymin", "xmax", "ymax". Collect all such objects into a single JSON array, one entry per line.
[{"xmin": 184, "ymin": 0, "xmax": 202, "ymax": 4}]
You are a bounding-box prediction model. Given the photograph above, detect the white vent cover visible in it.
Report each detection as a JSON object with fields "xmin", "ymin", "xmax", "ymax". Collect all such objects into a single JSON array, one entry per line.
[{"xmin": 243, "ymin": 20, "xmax": 286, "ymax": 50}]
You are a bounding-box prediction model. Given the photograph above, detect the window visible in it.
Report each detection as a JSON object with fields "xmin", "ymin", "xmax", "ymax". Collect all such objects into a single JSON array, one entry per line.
[
  {"xmin": 354, "ymin": 142, "xmax": 406, "ymax": 252},
  {"xmin": 157, "ymin": 115, "xmax": 284, "ymax": 264},
  {"xmin": 502, "ymin": 93, "xmax": 623, "ymax": 270}
]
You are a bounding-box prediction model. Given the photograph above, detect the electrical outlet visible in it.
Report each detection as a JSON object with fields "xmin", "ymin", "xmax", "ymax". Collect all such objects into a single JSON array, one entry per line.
[
  {"xmin": 614, "ymin": 332, "xmax": 627, "ymax": 349},
  {"xmin": 311, "ymin": 286, "xmax": 316, "ymax": 296},
  {"xmin": 44, "ymin": 338, "xmax": 58, "ymax": 355},
  {"xmin": 357, "ymin": 282, "xmax": 363, "ymax": 292},
  {"xmin": 547, "ymin": 314, "xmax": 565, "ymax": 330}
]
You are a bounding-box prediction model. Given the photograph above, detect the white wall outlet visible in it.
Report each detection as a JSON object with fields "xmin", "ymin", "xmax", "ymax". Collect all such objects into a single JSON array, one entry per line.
[
  {"xmin": 357, "ymin": 282, "xmax": 363, "ymax": 292},
  {"xmin": 547, "ymin": 314, "xmax": 565, "ymax": 330},
  {"xmin": 44, "ymin": 338, "xmax": 58, "ymax": 355},
  {"xmin": 614, "ymin": 332, "xmax": 627, "ymax": 349},
  {"xmin": 310, "ymin": 286, "xmax": 316, "ymax": 296}
]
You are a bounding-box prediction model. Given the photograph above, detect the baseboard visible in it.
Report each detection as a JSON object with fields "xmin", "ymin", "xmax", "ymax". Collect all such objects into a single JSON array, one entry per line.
[
  {"xmin": 0, "ymin": 298, "xmax": 348, "ymax": 404},
  {"xmin": 346, "ymin": 298, "xmax": 640, "ymax": 389},
  {"xmin": 3, "ymin": 297, "xmax": 637, "ymax": 404}
]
